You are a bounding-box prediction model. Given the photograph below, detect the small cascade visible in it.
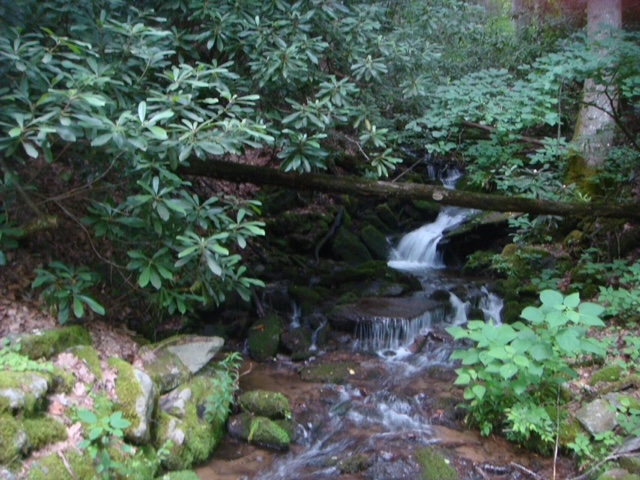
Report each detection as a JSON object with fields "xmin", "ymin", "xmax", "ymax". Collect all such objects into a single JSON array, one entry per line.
[
  {"xmin": 388, "ymin": 208, "xmax": 470, "ymax": 270},
  {"xmin": 309, "ymin": 317, "xmax": 327, "ymax": 352},
  {"xmin": 449, "ymin": 292, "xmax": 469, "ymax": 325},
  {"xmin": 289, "ymin": 302, "xmax": 301, "ymax": 329},
  {"xmin": 480, "ymin": 289, "xmax": 503, "ymax": 324},
  {"xmin": 353, "ymin": 312, "xmax": 434, "ymax": 353}
]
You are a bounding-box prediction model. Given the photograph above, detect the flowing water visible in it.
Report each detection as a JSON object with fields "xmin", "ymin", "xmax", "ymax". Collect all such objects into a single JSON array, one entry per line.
[{"xmin": 196, "ymin": 171, "xmax": 574, "ymax": 479}]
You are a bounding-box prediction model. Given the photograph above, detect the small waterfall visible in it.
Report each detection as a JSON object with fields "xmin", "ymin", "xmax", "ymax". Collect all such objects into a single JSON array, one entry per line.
[
  {"xmin": 290, "ymin": 302, "xmax": 301, "ymax": 329},
  {"xmin": 388, "ymin": 208, "xmax": 470, "ymax": 270},
  {"xmin": 480, "ymin": 289, "xmax": 503, "ymax": 324},
  {"xmin": 309, "ymin": 317, "xmax": 327, "ymax": 352},
  {"xmin": 449, "ymin": 293, "xmax": 469, "ymax": 325}
]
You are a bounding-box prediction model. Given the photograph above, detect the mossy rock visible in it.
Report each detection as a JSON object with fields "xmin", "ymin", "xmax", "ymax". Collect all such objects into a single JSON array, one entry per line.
[
  {"xmin": 280, "ymin": 327, "xmax": 313, "ymax": 361},
  {"xmin": 23, "ymin": 417, "xmax": 67, "ymax": 450},
  {"xmin": 288, "ymin": 285, "xmax": 322, "ymax": 316},
  {"xmin": 338, "ymin": 453, "xmax": 372, "ymax": 474},
  {"xmin": 17, "ymin": 325, "xmax": 92, "ymax": 360},
  {"xmin": 108, "ymin": 357, "xmax": 157, "ymax": 444},
  {"xmin": 247, "ymin": 314, "xmax": 282, "ymax": 362},
  {"xmin": 154, "ymin": 376, "xmax": 227, "ymax": 471},
  {"xmin": 590, "ymin": 365, "xmax": 623, "ymax": 386},
  {"xmin": 0, "ymin": 414, "xmax": 28, "ymax": 465},
  {"xmin": 375, "ymin": 204, "xmax": 399, "ymax": 230},
  {"xmin": 360, "ymin": 225, "xmax": 389, "ymax": 260},
  {"xmin": 620, "ymin": 457, "xmax": 640, "ymax": 474},
  {"xmin": 238, "ymin": 390, "xmax": 291, "ymax": 419},
  {"xmin": 228, "ymin": 412, "xmax": 290, "ymax": 450},
  {"xmin": 415, "ymin": 446, "xmax": 458, "ymax": 480},
  {"xmin": 0, "ymin": 371, "xmax": 50, "ymax": 416},
  {"xmin": 155, "ymin": 471, "xmax": 201, "ymax": 480},
  {"xmin": 596, "ymin": 469, "xmax": 640, "ymax": 480},
  {"xmin": 332, "ymin": 227, "xmax": 373, "ymax": 264},
  {"xmin": 27, "ymin": 449, "xmax": 96, "ymax": 480},
  {"xmin": 300, "ymin": 362, "xmax": 359, "ymax": 384},
  {"xmin": 68, "ymin": 345, "xmax": 102, "ymax": 380}
]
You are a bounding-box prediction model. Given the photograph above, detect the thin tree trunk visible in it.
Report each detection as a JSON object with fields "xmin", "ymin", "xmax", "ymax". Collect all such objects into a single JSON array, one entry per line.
[
  {"xmin": 573, "ymin": 0, "xmax": 622, "ymax": 168},
  {"xmin": 180, "ymin": 159, "xmax": 640, "ymax": 220}
]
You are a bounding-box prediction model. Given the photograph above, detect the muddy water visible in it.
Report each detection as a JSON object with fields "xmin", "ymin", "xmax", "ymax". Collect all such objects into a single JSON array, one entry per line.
[{"xmin": 195, "ymin": 346, "xmax": 576, "ymax": 480}]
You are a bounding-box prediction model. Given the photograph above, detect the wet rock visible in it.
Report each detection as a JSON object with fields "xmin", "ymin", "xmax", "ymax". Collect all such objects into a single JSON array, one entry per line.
[
  {"xmin": 338, "ymin": 453, "xmax": 373, "ymax": 474},
  {"xmin": 247, "ymin": 314, "xmax": 282, "ymax": 362},
  {"xmin": 597, "ymin": 468, "xmax": 640, "ymax": 480},
  {"xmin": 227, "ymin": 412, "xmax": 290, "ymax": 450},
  {"xmin": 0, "ymin": 371, "xmax": 49, "ymax": 415},
  {"xmin": 330, "ymin": 296, "xmax": 443, "ymax": 332},
  {"xmin": 576, "ymin": 398, "xmax": 618, "ymax": 435},
  {"xmin": 365, "ymin": 457, "xmax": 422, "ymax": 480},
  {"xmin": 14, "ymin": 325, "xmax": 92, "ymax": 360},
  {"xmin": 332, "ymin": 227, "xmax": 373, "ymax": 264},
  {"xmin": 360, "ymin": 225, "xmax": 389, "ymax": 260},
  {"xmin": 281, "ymin": 327, "xmax": 313, "ymax": 361},
  {"xmin": 238, "ymin": 390, "xmax": 291, "ymax": 419},
  {"xmin": 109, "ymin": 357, "xmax": 158, "ymax": 443},
  {"xmin": 0, "ymin": 468, "xmax": 16, "ymax": 480},
  {"xmin": 300, "ymin": 362, "xmax": 359, "ymax": 384},
  {"xmin": 620, "ymin": 455, "xmax": 640, "ymax": 474},
  {"xmin": 415, "ymin": 446, "xmax": 458, "ymax": 480}
]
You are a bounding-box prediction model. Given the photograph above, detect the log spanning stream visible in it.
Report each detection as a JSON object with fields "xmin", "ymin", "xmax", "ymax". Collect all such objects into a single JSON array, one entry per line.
[{"xmin": 195, "ymin": 171, "xmax": 573, "ymax": 479}]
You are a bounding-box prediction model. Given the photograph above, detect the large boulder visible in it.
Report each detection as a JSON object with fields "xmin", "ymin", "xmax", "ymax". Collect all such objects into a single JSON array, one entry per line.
[{"xmin": 227, "ymin": 413, "xmax": 290, "ymax": 451}]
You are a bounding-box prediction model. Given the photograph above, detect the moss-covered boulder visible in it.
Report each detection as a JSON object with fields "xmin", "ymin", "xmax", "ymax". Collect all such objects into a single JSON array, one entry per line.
[
  {"xmin": 415, "ymin": 446, "xmax": 458, "ymax": 480},
  {"xmin": 238, "ymin": 390, "xmax": 291, "ymax": 419},
  {"xmin": 108, "ymin": 358, "xmax": 157, "ymax": 444},
  {"xmin": 360, "ymin": 225, "xmax": 389, "ymax": 260},
  {"xmin": 227, "ymin": 412, "xmax": 290, "ymax": 450},
  {"xmin": 154, "ymin": 376, "xmax": 227, "ymax": 471},
  {"xmin": 375, "ymin": 204, "xmax": 399, "ymax": 230},
  {"xmin": 16, "ymin": 325, "xmax": 92, "ymax": 360},
  {"xmin": 0, "ymin": 414, "xmax": 28, "ymax": 465},
  {"xmin": 589, "ymin": 365, "xmax": 623, "ymax": 386},
  {"xmin": 332, "ymin": 227, "xmax": 373, "ymax": 264},
  {"xmin": 0, "ymin": 371, "xmax": 49, "ymax": 416},
  {"xmin": 247, "ymin": 314, "xmax": 282, "ymax": 362},
  {"xmin": 288, "ymin": 285, "xmax": 321, "ymax": 316},
  {"xmin": 280, "ymin": 327, "xmax": 313, "ymax": 361}
]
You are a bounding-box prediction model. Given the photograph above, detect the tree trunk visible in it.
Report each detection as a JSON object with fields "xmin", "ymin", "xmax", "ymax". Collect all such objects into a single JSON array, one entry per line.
[
  {"xmin": 181, "ymin": 159, "xmax": 640, "ymax": 220},
  {"xmin": 573, "ymin": 0, "xmax": 622, "ymax": 168}
]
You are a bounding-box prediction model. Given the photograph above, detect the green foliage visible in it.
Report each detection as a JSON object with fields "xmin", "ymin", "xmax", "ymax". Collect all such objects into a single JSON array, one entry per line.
[
  {"xmin": 204, "ymin": 351, "xmax": 242, "ymax": 424},
  {"xmin": 0, "ymin": 339, "xmax": 54, "ymax": 373},
  {"xmin": 32, "ymin": 262, "xmax": 105, "ymax": 324},
  {"xmin": 447, "ymin": 289, "xmax": 605, "ymax": 448},
  {"xmin": 77, "ymin": 409, "xmax": 132, "ymax": 479}
]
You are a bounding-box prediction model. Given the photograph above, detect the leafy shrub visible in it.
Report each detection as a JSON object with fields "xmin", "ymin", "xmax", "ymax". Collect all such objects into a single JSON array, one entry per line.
[{"xmin": 447, "ymin": 289, "xmax": 605, "ymax": 449}]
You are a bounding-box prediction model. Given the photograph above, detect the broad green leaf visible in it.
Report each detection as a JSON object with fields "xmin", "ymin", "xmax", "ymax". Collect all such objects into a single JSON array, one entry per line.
[
  {"xmin": 579, "ymin": 302, "xmax": 605, "ymax": 317},
  {"xmin": 563, "ymin": 292, "xmax": 580, "ymax": 308},
  {"xmin": 77, "ymin": 295, "xmax": 105, "ymax": 315},
  {"xmin": 454, "ymin": 371, "xmax": 471, "ymax": 385},
  {"xmin": 78, "ymin": 409, "xmax": 97, "ymax": 424},
  {"xmin": 73, "ymin": 297, "xmax": 84, "ymax": 318},
  {"xmin": 472, "ymin": 384, "xmax": 486, "ymax": 400},
  {"xmin": 139, "ymin": 266, "xmax": 151, "ymax": 288},
  {"xmin": 91, "ymin": 133, "xmax": 112, "ymax": 146},
  {"xmin": 540, "ymin": 289, "xmax": 563, "ymax": 307},
  {"xmin": 205, "ymin": 252, "xmax": 222, "ymax": 276},
  {"xmin": 546, "ymin": 311, "xmax": 568, "ymax": 328},
  {"xmin": 23, "ymin": 142, "xmax": 39, "ymax": 158},
  {"xmin": 556, "ymin": 328, "xmax": 580, "ymax": 354},
  {"xmin": 520, "ymin": 306, "xmax": 544, "ymax": 323},
  {"xmin": 499, "ymin": 363, "xmax": 518, "ymax": 379},
  {"xmin": 148, "ymin": 110, "xmax": 174, "ymax": 123}
]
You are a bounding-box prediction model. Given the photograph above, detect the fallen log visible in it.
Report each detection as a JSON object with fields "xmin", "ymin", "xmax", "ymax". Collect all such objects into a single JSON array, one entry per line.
[{"xmin": 180, "ymin": 159, "xmax": 640, "ymax": 220}]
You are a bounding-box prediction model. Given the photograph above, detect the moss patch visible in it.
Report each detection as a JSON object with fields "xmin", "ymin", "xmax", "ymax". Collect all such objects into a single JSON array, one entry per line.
[
  {"xmin": 238, "ymin": 390, "xmax": 291, "ymax": 419},
  {"xmin": 300, "ymin": 362, "xmax": 360, "ymax": 384},
  {"xmin": 338, "ymin": 453, "xmax": 372, "ymax": 474},
  {"xmin": 247, "ymin": 416, "xmax": 290, "ymax": 450},
  {"xmin": 415, "ymin": 446, "xmax": 458, "ymax": 480},
  {"xmin": 18, "ymin": 325, "xmax": 92, "ymax": 360},
  {"xmin": 23, "ymin": 417, "xmax": 67, "ymax": 450},
  {"xmin": 332, "ymin": 227, "xmax": 373, "ymax": 264},
  {"xmin": 589, "ymin": 365, "xmax": 623, "ymax": 386},
  {"xmin": 108, "ymin": 357, "xmax": 145, "ymax": 438},
  {"xmin": 0, "ymin": 371, "xmax": 49, "ymax": 415},
  {"xmin": 27, "ymin": 448, "xmax": 96, "ymax": 480},
  {"xmin": 360, "ymin": 224, "xmax": 388, "ymax": 260},
  {"xmin": 0, "ymin": 414, "xmax": 27, "ymax": 465}
]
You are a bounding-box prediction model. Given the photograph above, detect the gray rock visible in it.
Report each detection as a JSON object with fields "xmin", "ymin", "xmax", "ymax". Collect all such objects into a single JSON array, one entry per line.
[
  {"xmin": 576, "ymin": 398, "xmax": 618, "ymax": 435},
  {"xmin": 159, "ymin": 387, "xmax": 192, "ymax": 418},
  {"xmin": 167, "ymin": 337, "xmax": 224, "ymax": 373},
  {"xmin": 128, "ymin": 368, "xmax": 157, "ymax": 443},
  {"xmin": 0, "ymin": 372, "xmax": 49, "ymax": 415},
  {"xmin": 0, "ymin": 468, "xmax": 17, "ymax": 480}
]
